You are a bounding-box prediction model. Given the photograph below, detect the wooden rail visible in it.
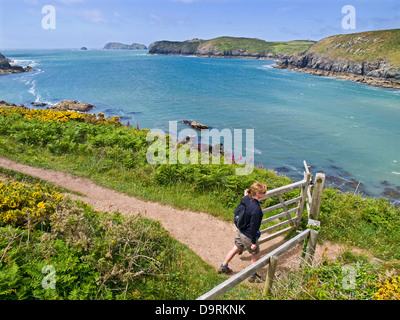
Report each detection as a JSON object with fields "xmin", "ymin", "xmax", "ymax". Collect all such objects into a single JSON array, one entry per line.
[
  {"xmin": 197, "ymin": 229, "xmax": 311, "ymax": 300},
  {"xmin": 257, "ymin": 171, "xmax": 311, "ymax": 244},
  {"xmin": 197, "ymin": 161, "xmax": 326, "ymax": 300}
]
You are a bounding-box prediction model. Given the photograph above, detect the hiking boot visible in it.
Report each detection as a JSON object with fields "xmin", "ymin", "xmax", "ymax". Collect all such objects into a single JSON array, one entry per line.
[
  {"xmin": 218, "ymin": 265, "xmax": 233, "ymax": 274},
  {"xmin": 248, "ymin": 273, "xmax": 263, "ymax": 283}
]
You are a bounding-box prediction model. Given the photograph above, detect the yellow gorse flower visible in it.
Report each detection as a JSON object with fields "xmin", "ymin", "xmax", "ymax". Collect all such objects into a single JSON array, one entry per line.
[
  {"xmin": 375, "ymin": 276, "xmax": 400, "ymax": 300},
  {"xmin": 0, "ymin": 107, "xmax": 121, "ymax": 126},
  {"xmin": 0, "ymin": 181, "xmax": 64, "ymax": 227}
]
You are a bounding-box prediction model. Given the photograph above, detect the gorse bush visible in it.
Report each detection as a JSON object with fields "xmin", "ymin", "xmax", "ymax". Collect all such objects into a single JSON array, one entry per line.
[
  {"xmin": 0, "ymin": 106, "xmax": 292, "ymax": 211},
  {"xmin": 0, "ymin": 107, "xmax": 120, "ymax": 125},
  {"xmin": 1, "ymin": 106, "xmax": 400, "ymax": 300},
  {"xmin": 0, "ymin": 180, "xmax": 63, "ymax": 227},
  {"xmin": 0, "ymin": 183, "xmax": 223, "ymax": 300},
  {"xmin": 375, "ymin": 275, "xmax": 400, "ymax": 300}
]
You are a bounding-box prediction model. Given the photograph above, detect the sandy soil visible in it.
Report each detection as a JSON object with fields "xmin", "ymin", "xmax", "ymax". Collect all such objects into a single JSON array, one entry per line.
[{"xmin": 0, "ymin": 156, "xmax": 346, "ymax": 277}]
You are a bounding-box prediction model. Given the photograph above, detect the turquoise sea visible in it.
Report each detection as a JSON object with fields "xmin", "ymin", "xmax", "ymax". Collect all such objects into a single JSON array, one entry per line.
[{"xmin": 1, "ymin": 49, "xmax": 399, "ymax": 201}]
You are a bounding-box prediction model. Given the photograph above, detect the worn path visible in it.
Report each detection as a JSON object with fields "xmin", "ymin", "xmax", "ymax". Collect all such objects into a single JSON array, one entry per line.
[{"xmin": 0, "ymin": 156, "xmax": 343, "ymax": 277}]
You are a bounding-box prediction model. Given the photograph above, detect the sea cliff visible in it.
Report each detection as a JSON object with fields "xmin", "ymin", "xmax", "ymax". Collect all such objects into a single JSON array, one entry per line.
[
  {"xmin": 275, "ymin": 29, "xmax": 400, "ymax": 89},
  {"xmin": 148, "ymin": 37, "xmax": 315, "ymax": 59}
]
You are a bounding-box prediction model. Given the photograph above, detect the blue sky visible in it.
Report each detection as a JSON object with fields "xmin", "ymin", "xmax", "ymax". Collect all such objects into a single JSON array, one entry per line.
[{"xmin": 0, "ymin": 0, "xmax": 399, "ymax": 48}]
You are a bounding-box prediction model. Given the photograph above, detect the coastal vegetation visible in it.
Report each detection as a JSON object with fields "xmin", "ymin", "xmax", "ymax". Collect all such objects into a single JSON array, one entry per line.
[
  {"xmin": 277, "ymin": 28, "xmax": 400, "ymax": 89},
  {"xmin": 306, "ymin": 28, "xmax": 400, "ymax": 66},
  {"xmin": 0, "ymin": 178, "xmax": 224, "ymax": 299},
  {"xmin": 0, "ymin": 106, "xmax": 399, "ymax": 300},
  {"xmin": 148, "ymin": 36, "xmax": 315, "ymax": 58}
]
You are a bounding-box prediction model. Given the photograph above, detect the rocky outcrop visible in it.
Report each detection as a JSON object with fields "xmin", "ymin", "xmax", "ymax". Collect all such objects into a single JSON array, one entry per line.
[
  {"xmin": 182, "ymin": 120, "xmax": 209, "ymax": 130},
  {"xmin": 275, "ymin": 29, "xmax": 400, "ymax": 89},
  {"xmin": 0, "ymin": 100, "xmax": 27, "ymax": 109},
  {"xmin": 51, "ymin": 100, "xmax": 95, "ymax": 112},
  {"xmin": 0, "ymin": 53, "xmax": 34, "ymax": 76},
  {"xmin": 276, "ymin": 52, "xmax": 400, "ymax": 89},
  {"xmin": 103, "ymin": 42, "xmax": 147, "ymax": 50}
]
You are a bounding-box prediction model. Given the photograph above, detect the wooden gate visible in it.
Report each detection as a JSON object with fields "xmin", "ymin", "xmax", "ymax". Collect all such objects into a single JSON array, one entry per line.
[{"xmin": 197, "ymin": 161, "xmax": 325, "ymax": 300}]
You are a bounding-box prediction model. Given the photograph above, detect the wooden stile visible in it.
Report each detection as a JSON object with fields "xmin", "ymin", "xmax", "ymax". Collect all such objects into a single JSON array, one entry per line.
[{"xmin": 197, "ymin": 161, "xmax": 324, "ymax": 300}]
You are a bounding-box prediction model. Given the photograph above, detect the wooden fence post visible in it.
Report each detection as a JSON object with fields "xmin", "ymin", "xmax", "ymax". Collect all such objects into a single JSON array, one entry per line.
[
  {"xmin": 296, "ymin": 172, "xmax": 311, "ymax": 228},
  {"xmin": 304, "ymin": 229, "xmax": 319, "ymax": 266},
  {"xmin": 263, "ymin": 255, "xmax": 278, "ymax": 297},
  {"xmin": 309, "ymin": 173, "xmax": 325, "ymax": 220}
]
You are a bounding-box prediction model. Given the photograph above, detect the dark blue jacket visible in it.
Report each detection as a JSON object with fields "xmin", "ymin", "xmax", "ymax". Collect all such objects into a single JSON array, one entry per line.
[{"xmin": 239, "ymin": 195, "xmax": 263, "ymax": 244}]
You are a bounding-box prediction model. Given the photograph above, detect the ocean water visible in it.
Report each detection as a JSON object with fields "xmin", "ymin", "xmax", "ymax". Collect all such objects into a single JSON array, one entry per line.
[{"xmin": 1, "ymin": 49, "xmax": 399, "ymax": 201}]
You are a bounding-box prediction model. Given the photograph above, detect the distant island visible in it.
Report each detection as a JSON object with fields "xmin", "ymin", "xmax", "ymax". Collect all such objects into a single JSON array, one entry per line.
[
  {"xmin": 275, "ymin": 28, "xmax": 400, "ymax": 89},
  {"xmin": 103, "ymin": 42, "xmax": 147, "ymax": 50},
  {"xmin": 0, "ymin": 52, "xmax": 33, "ymax": 75},
  {"xmin": 148, "ymin": 37, "xmax": 315, "ymax": 59}
]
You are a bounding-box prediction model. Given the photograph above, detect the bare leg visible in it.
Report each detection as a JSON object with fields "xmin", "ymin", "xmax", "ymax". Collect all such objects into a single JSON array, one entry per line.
[
  {"xmin": 223, "ymin": 245, "xmax": 241, "ymax": 265},
  {"xmin": 251, "ymin": 252, "xmax": 260, "ymax": 264}
]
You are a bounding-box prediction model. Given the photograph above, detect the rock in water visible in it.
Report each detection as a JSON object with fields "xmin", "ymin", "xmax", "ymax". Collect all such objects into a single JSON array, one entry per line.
[
  {"xmin": 51, "ymin": 100, "xmax": 95, "ymax": 112},
  {"xmin": 182, "ymin": 120, "xmax": 209, "ymax": 130}
]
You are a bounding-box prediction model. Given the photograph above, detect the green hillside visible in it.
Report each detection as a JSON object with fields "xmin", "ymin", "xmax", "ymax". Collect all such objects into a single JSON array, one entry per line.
[
  {"xmin": 308, "ymin": 28, "xmax": 400, "ymax": 66},
  {"xmin": 149, "ymin": 36, "xmax": 315, "ymax": 57},
  {"xmin": 199, "ymin": 37, "xmax": 315, "ymax": 55}
]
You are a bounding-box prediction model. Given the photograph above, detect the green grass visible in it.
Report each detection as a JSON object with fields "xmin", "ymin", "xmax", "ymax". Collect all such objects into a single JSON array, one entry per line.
[
  {"xmin": 203, "ymin": 37, "xmax": 315, "ymax": 55},
  {"xmin": 0, "ymin": 107, "xmax": 399, "ymax": 300},
  {"xmin": 150, "ymin": 36, "xmax": 315, "ymax": 56},
  {"xmin": 308, "ymin": 28, "xmax": 400, "ymax": 66},
  {"xmin": 0, "ymin": 166, "xmax": 83, "ymax": 197},
  {"xmin": 0, "ymin": 184, "xmax": 226, "ymax": 300}
]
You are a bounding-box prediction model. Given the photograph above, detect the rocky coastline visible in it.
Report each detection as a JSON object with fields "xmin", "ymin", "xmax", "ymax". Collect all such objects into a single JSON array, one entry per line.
[
  {"xmin": 275, "ymin": 52, "xmax": 400, "ymax": 89},
  {"xmin": 0, "ymin": 52, "xmax": 34, "ymax": 76},
  {"xmin": 0, "ymin": 99, "xmax": 95, "ymax": 112},
  {"xmin": 274, "ymin": 29, "xmax": 400, "ymax": 90}
]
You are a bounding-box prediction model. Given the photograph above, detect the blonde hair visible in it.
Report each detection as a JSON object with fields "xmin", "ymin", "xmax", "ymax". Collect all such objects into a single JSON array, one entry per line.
[{"xmin": 246, "ymin": 182, "xmax": 267, "ymax": 198}]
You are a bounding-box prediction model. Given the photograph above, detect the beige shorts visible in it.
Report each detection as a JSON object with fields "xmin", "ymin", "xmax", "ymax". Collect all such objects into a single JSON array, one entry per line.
[{"xmin": 235, "ymin": 231, "xmax": 260, "ymax": 254}]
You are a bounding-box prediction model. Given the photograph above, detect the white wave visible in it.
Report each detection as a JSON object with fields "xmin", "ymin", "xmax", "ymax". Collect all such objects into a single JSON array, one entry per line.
[
  {"xmin": 392, "ymin": 171, "xmax": 400, "ymax": 175},
  {"xmin": 10, "ymin": 59, "xmax": 38, "ymax": 68},
  {"xmin": 244, "ymin": 147, "xmax": 262, "ymax": 155},
  {"xmin": 28, "ymin": 80, "xmax": 36, "ymax": 96},
  {"xmin": 257, "ymin": 64, "xmax": 275, "ymax": 71}
]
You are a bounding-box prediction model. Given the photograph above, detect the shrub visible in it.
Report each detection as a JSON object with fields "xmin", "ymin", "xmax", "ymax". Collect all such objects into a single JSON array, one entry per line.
[
  {"xmin": 375, "ymin": 275, "xmax": 400, "ymax": 300},
  {"xmin": 0, "ymin": 180, "xmax": 63, "ymax": 228}
]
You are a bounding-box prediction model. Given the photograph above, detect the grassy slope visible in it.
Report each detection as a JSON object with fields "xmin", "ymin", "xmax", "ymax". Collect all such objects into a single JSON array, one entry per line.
[
  {"xmin": 200, "ymin": 36, "xmax": 315, "ymax": 55},
  {"xmin": 1, "ymin": 109, "xmax": 399, "ymax": 300},
  {"xmin": 307, "ymin": 28, "xmax": 400, "ymax": 66},
  {"xmin": 151, "ymin": 36, "xmax": 315, "ymax": 56}
]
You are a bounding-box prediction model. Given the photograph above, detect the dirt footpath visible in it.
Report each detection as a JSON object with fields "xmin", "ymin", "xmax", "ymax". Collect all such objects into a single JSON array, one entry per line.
[{"xmin": 0, "ymin": 156, "xmax": 344, "ymax": 276}]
